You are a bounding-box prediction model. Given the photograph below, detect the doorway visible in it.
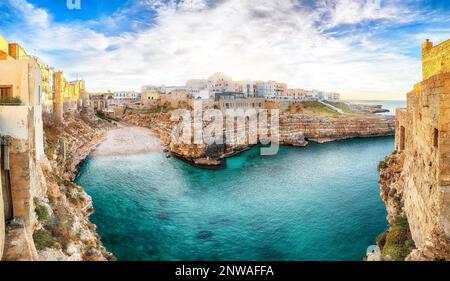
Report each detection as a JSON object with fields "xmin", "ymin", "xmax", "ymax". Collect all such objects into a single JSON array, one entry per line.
[{"xmin": 1, "ymin": 138, "xmax": 13, "ymax": 221}]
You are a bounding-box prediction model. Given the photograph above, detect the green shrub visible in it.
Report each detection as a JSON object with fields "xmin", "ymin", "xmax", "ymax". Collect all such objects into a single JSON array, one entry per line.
[
  {"xmin": 299, "ymin": 101, "xmax": 339, "ymax": 115},
  {"xmin": 34, "ymin": 198, "xmax": 49, "ymax": 222},
  {"xmin": 0, "ymin": 96, "xmax": 22, "ymax": 105},
  {"xmin": 33, "ymin": 229, "xmax": 60, "ymax": 251},
  {"xmin": 381, "ymin": 217, "xmax": 415, "ymax": 261},
  {"xmin": 378, "ymin": 160, "xmax": 387, "ymax": 172}
]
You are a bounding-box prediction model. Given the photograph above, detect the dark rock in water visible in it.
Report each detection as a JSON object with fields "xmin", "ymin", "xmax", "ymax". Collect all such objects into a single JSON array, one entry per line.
[
  {"xmin": 158, "ymin": 212, "xmax": 169, "ymax": 220},
  {"xmin": 205, "ymin": 143, "xmax": 225, "ymax": 159},
  {"xmin": 197, "ymin": 230, "xmax": 213, "ymax": 240}
]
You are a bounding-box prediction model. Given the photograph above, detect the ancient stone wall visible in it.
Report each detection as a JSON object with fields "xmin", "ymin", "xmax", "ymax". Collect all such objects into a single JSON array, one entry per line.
[
  {"xmin": 381, "ymin": 40, "xmax": 450, "ymax": 260},
  {"xmin": 422, "ymin": 39, "xmax": 450, "ymax": 80},
  {"xmin": 397, "ymin": 74, "xmax": 444, "ymax": 248}
]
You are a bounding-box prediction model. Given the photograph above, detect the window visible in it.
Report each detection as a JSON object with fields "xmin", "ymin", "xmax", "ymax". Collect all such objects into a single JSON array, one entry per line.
[
  {"xmin": 0, "ymin": 85, "xmax": 13, "ymax": 100},
  {"xmin": 434, "ymin": 128, "xmax": 439, "ymax": 148}
]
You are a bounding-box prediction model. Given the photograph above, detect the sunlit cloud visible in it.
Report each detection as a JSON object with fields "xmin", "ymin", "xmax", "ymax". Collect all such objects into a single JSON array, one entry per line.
[{"xmin": 1, "ymin": 0, "xmax": 449, "ymax": 99}]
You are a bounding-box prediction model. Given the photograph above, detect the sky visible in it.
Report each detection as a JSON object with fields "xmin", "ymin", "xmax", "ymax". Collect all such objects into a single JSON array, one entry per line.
[{"xmin": 1, "ymin": 0, "xmax": 450, "ymax": 100}]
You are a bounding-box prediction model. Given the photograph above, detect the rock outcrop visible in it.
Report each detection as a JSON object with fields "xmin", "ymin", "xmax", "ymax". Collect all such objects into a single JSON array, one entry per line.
[
  {"xmin": 122, "ymin": 109, "xmax": 395, "ymax": 168},
  {"xmin": 279, "ymin": 113, "xmax": 395, "ymax": 144}
]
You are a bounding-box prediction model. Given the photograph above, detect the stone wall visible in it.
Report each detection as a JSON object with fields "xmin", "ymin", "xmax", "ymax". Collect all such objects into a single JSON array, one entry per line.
[
  {"xmin": 422, "ymin": 39, "xmax": 450, "ymax": 80},
  {"xmin": 379, "ymin": 40, "xmax": 450, "ymax": 260}
]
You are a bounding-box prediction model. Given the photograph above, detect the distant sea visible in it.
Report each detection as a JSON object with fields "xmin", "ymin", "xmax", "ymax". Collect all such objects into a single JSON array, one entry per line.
[{"xmin": 349, "ymin": 100, "xmax": 407, "ymax": 116}]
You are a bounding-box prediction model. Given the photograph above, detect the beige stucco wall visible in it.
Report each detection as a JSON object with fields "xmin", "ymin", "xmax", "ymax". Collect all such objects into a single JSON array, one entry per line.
[
  {"xmin": 0, "ymin": 106, "xmax": 31, "ymax": 139},
  {"xmin": 0, "ymin": 105, "xmax": 44, "ymax": 161},
  {"xmin": 0, "ymin": 59, "xmax": 42, "ymax": 106}
]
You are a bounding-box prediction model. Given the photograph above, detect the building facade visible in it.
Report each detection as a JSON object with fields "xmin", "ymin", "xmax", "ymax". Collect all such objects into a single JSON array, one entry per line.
[
  {"xmin": 141, "ymin": 91, "xmax": 161, "ymax": 105},
  {"xmin": 112, "ymin": 91, "xmax": 140, "ymax": 100},
  {"xmin": 1, "ymin": 36, "xmax": 46, "ymax": 261},
  {"xmin": 241, "ymin": 80, "xmax": 257, "ymax": 98},
  {"xmin": 256, "ymin": 81, "xmax": 277, "ymax": 98},
  {"xmin": 207, "ymin": 73, "xmax": 235, "ymax": 96}
]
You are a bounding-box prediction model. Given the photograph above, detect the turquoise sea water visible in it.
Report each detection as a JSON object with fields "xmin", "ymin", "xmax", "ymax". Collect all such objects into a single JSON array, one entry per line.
[{"xmin": 75, "ymin": 137, "xmax": 394, "ymax": 261}]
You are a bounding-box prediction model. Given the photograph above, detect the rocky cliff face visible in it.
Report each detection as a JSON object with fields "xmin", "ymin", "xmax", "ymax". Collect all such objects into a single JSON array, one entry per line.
[
  {"xmin": 122, "ymin": 110, "xmax": 395, "ymax": 167},
  {"xmin": 30, "ymin": 113, "xmax": 115, "ymax": 261},
  {"xmin": 378, "ymin": 151, "xmax": 450, "ymax": 261},
  {"xmin": 280, "ymin": 113, "xmax": 395, "ymax": 143}
]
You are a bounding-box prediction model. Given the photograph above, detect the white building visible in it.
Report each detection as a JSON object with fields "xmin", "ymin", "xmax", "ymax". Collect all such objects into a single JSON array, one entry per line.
[
  {"xmin": 256, "ymin": 81, "xmax": 277, "ymax": 98},
  {"xmin": 325, "ymin": 92, "xmax": 340, "ymax": 101},
  {"xmin": 141, "ymin": 85, "xmax": 163, "ymax": 93},
  {"xmin": 207, "ymin": 73, "xmax": 234, "ymax": 96},
  {"xmin": 186, "ymin": 79, "xmax": 209, "ymax": 99},
  {"xmin": 193, "ymin": 89, "xmax": 210, "ymax": 100},
  {"xmin": 112, "ymin": 91, "xmax": 141, "ymax": 100},
  {"xmin": 241, "ymin": 80, "xmax": 257, "ymax": 98},
  {"xmin": 161, "ymin": 86, "xmax": 186, "ymax": 94},
  {"xmin": 0, "ymin": 57, "xmax": 45, "ymax": 160}
]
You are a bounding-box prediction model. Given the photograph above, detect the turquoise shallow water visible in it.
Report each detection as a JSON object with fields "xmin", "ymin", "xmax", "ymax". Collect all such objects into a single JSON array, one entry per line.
[{"xmin": 75, "ymin": 137, "xmax": 394, "ymax": 261}]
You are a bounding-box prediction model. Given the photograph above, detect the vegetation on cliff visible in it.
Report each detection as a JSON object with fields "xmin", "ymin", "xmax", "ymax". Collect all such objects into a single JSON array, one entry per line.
[
  {"xmin": 31, "ymin": 114, "xmax": 115, "ymax": 261},
  {"xmin": 288, "ymin": 101, "xmax": 338, "ymax": 115},
  {"xmin": 326, "ymin": 101, "xmax": 357, "ymax": 114},
  {"xmin": 377, "ymin": 217, "xmax": 415, "ymax": 261},
  {"xmin": 377, "ymin": 152, "xmax": 419, "ymax": 260}
]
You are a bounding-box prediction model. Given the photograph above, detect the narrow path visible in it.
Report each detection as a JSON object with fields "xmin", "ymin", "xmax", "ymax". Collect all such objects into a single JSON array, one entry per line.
[
  {"xmin": 91, "ymin": 123, "xmax": 162, "ymax": 156},
  {"xmin": 318, "ymin": 100, "xmax": 345, "ymax": 114}
]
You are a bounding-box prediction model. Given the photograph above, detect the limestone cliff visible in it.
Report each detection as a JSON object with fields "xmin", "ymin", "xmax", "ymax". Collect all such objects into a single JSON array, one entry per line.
[
  {"xmin": 122, "ymin": 109, "xmax": 395, "ymax": 167},
  {"xmin": 28, "ymin": 113, "xmax": 115, "ymax": 261}
]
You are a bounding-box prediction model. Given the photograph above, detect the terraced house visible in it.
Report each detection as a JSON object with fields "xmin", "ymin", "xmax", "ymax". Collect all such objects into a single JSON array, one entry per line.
[
  {"xmin": 0, "ymin": 35, "xmax": 87, "ymax": 260},
  {"xmin": 0, "ymin": 35, "xmax": 45, "ymax": 260}
]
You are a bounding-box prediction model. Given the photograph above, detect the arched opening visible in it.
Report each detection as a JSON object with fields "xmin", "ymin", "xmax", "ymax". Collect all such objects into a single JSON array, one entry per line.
[{"xmin": 1, "ymin": 136, "xmax": 13, "ymax": 221}]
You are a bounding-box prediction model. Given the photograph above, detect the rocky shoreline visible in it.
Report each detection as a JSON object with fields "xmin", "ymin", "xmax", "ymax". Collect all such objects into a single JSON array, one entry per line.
[{"xmin": 122, "ymin": 109, "xmax": 395, "ymax": 169}]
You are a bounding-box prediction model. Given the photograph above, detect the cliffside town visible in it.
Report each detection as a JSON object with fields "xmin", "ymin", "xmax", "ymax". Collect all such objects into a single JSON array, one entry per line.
[
  {"xmin": 0, "ymin": 35, "xmax": 114, "ymax": 261},
  {"xmin": 377, "ymin": 40, "xmax": 450, "ymax": 261}
]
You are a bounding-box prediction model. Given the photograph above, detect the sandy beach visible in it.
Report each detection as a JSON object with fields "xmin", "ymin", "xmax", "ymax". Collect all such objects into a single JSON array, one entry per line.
[{"xmin": 91, "ymin": 124, "xmax": 162, "ymax": 156}]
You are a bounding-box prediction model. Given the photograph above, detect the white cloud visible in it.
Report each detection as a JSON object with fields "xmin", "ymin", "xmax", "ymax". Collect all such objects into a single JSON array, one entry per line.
[{"xmin": 2, "ymin": 0, "xmax": 431, "ymax": 99}]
